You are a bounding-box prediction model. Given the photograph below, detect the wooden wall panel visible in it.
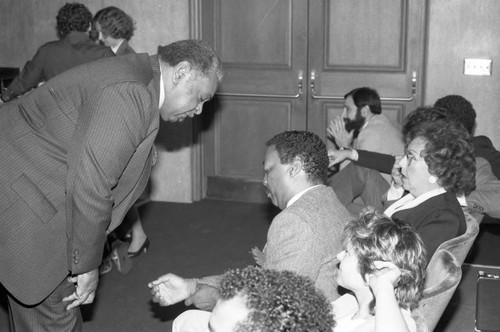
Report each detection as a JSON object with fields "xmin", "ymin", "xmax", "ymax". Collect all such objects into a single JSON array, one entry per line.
[
  {"xmin": 218, "ymin": 0, "xmax": 290, "ymax": 66},
  {"xmin": 327, "ymin": 0, "xmax": 404, "ymax": 69},
  {"xmin": 214, "ymin": 100, "xmax": 292, "ymax": 179}
]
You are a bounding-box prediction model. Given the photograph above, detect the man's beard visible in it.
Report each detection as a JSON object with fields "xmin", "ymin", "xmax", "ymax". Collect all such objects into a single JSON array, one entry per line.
[{"xmin": 343, "ymin": 110, "xmax": 366, "ymax": 139}]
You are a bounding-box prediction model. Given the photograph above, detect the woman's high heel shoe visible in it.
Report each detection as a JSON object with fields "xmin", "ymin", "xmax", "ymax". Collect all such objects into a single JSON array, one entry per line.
[{"xmin": 128, "ymin": 237, "xmax": 150, "ymax": 258}]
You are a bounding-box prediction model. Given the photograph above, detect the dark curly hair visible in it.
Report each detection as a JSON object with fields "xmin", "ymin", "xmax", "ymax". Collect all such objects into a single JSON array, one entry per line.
[
  {"xmin": 343, "ymin": 212, "xmax": 427, "ymax": 313},
  {"xmin": 405, "ymin": 118, "xmax": 476, "ymax": 195},
  {"xmin": 266, "ymin": 131, "xmax": 329, "ymax": 184},
  {"xmin": 93, "ymin": 6, "xmax": 135, "ymax": 41},
  {"xmin": 157, "ymin": 39, "xmax": 223, "ymax": 81},
  {"xmin": 56, "ymin": 3, "xmax": 92, "ymax": 38},
  {"xmin": 434, "ymin": 95, "xmax": 476, "ymax": 134},
  {"xmin": 219, "ymin": 266, "xmax": 335, "ymax": 332},
  {"xmin": 345, "ymin": 87, "xmax": 382, "ymax": 115}
]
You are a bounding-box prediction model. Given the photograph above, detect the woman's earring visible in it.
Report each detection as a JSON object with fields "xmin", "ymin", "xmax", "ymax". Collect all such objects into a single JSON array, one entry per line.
[{"xmin": 428, "ymin": 176, "xmax": 437, "ymax": 184}]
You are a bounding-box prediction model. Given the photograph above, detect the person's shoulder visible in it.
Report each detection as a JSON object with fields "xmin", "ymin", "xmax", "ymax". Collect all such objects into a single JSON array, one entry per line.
[
  {"xmin": 473, "ymin": 135, "xmax": 494, "ymax": 147},
  {"xmin": 289, "ymin": 186, "xmax": 351, "ymax": 221},
  {"xmin": 370, "ymin": 113, "xmax": 399, "ymax": 129},
  {"xmin": 36, "ymin": 39, "xmax": 66, "ymax": 53}
]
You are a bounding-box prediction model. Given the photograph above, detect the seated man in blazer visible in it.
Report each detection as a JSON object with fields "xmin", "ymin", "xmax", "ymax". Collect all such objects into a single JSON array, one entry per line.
[
  {"xmin": 148, "ymin": 130, "xmax": 352, "ymax": 312},
  {"xmin": 0, "ymin": 39, "xmax": 222, "ymax": 331}
]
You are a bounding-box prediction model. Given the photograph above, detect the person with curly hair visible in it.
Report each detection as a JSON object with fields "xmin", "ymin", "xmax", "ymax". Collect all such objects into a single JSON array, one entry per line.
[
  {"xmin": 170, "ymin": 266, "xmax": 335, "ymax": 332},
  {"xmin": 1, "ymin": 2, "xmax": 113, "ymax": 103},
  {"xmin": 91, "ymin": 6, "xmax": 136, "ymax": 55},
  {"xmin": 333, "ymin": 212, "xmax": 426, "ymax": 332},
  {"xmin": 148, "ymin": 131, "xmax": 352, "ymax": 313},
  {"xmin": 384, "ymin": 118, "xmax": 476, "ymax": 261},
  {"xmin": 434, "ymin": 95, "xmax": 500, "ymax": 180}
]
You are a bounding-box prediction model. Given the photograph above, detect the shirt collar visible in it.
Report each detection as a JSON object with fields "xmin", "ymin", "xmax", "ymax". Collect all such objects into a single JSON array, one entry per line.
[
  {"xmin": 384, "ymin": 187, "xmax": 446, "ymax": 217},
  {"xmin": 286, "ymin": 185, "xmax": 322, "ymax": 208},
  {"xmin": 111, "ymin": 39, "xmax": 125, "ymax": 54}
]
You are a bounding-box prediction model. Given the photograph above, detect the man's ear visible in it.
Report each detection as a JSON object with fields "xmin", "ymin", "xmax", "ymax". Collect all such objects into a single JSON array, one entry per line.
[
  {"xmin": 173, "ymin": 61, "xmax": 192, "ymax": 84},
  {"xmin": 288, "ymin": 159, "xmax": 303, "ymax": 178},
  {"xmin": 360, "ymin": 105, "xmax": 370, "ymax": 117}
]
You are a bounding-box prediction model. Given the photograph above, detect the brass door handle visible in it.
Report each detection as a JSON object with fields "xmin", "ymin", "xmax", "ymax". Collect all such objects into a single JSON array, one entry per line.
[
  {"xmin": 217, "ymin": 71, "xmax": 304, "ymax": 99},
  {"xmin": 310, "ymin": 70, "xmax": 417, "ymax": 102}
]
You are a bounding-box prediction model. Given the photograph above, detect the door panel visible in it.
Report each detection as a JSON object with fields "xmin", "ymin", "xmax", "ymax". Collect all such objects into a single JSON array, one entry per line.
[
  {"xmin": 308, "ymin": 0, "xmax": 426, "ymax": 140},
  {"xmin": 201, "ymin": 0, "xmax": 308, "ymax": 202},
  {"xmin": 200, "ymin": 0, "xmax": 426, "ymax": 202}
]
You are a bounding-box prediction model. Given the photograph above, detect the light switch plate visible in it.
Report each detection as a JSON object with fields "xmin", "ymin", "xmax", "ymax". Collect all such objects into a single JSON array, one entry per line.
[{"xmin": 464, "ymin": 59, "xmax": 492, "ymax": 76}]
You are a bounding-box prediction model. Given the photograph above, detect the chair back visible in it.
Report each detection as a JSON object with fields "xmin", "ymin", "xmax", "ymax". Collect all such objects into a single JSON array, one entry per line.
[
  {"xmin": 412, "ymin": 249, "xmax": 462, "ymax": 331},
  {"xmin": 436, "ymin": 210, "xmax": 480, "ymax": 265}
]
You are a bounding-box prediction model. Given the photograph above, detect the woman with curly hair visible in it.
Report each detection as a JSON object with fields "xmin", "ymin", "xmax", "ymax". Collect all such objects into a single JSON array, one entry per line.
[
  {"xmin": 385, "ymin": 117, "xmax": 476, "ymax": 261},
  {"xmin": 172, "ymin": 266, "xmax": 335, "ymax": 332},
  {"xmin": 334, "ymin": 212, "xmax": 426, "ymax": 332},
  {"xmin": 92, "ymin": 6, "xmax": 136, "ymax": 55}
]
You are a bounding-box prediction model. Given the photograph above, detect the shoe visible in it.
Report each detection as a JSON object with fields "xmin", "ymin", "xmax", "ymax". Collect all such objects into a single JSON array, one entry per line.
[
  {"xmin": 128, "ymin": 237, "xmax": 150, "ymax": 258},
  {"xmin": 111, "ymin": 241, "xmax": 134, "ymax": 274},
  {"xmin": 99, "ymin": 257, "xmax": 113, "ymax": 275}
]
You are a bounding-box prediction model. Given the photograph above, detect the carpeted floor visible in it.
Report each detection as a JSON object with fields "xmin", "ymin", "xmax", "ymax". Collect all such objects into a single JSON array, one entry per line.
[
  {"xmin": 0, "ymin": 200, "xmax": 276, "ymax": 332},
  {"xmin": 0, "ymin": 200, "xmax": 499, "ymax": 331}
]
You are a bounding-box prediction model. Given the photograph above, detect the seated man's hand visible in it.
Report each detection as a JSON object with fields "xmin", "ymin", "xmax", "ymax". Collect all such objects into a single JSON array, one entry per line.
[
  {"xmin": 148, "ymin": 273, "xmax": 197, "ymax": 306},
  {"xmin": 184, "ymin": 284, "xmax": 219, "ymax": 311},
  {"xmin": 328, "ymin": 148, "xmax": 352, "ymax": 167},
  {"xmin": 327, "ymin": 117, "xmax": 353, "ymax": 149}
]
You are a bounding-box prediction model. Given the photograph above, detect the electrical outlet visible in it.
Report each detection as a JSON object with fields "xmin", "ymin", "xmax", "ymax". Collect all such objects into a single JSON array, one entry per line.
[{"xmin": 464, "ymin": 59, "xmax": 492, "ymax": 76}]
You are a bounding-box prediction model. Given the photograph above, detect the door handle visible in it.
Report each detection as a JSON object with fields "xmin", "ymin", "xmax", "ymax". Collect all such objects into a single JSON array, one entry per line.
[
  {"xmin": 310, "ymin": 70, "xmax": 417, "ymax": 102},
  {"xmin": 216, "ymin": 71, "xmax": 304, "ymax": 99}
]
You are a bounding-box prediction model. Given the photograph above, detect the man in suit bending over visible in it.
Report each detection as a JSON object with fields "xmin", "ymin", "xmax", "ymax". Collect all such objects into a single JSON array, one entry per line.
[
  {"xmin": 0, "ymin": 39, "xmax": 222, "ymax": 331},
  {"xmin": 148, "ymin": 131, "xmax": 352, "ymax": 317}
]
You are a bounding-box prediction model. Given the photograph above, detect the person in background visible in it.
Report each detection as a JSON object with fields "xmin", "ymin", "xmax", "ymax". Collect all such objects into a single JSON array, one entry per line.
[
  {"xmin": 91, "ymin": 6, "xmax": 135, "ymax": 55},
  {"xmin": 0, "ymin": 39, "xmax": 222, "ymax": 331},
  {"xmin": 327, "ymin": 87, "xmax": 404, "ymax": 213},
  {"xmin": 333, "ymin": 212, "xmax": 426, "ymax": 332},
  {"xmin": 171, "ymin": 266, "xmax": 335, "ymax": 332},
  {"xmin": 0, "ymin": 2, "xmax": 113, "ymax": 103}
]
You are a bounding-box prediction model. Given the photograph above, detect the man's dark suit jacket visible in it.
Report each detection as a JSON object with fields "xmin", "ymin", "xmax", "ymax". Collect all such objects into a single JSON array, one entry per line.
[
  {"xmin": 0, "ymin": 53, "xmax": 160, "ymax": 305},
  {"xmin": 3, "ymin": 31, "xmax": 114, "ymax": 101}
]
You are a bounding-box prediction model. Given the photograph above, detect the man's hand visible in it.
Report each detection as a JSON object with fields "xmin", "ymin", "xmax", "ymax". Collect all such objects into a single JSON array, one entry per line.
[
  {"xmin": 328, "ymin": 149, "xmax": 353, "ymax": 167},
  {"xmin": 327, "ymin": 117, "xmax": 353, "ymax": 149},
  {"xmin": 62, "ymin": 269, "xmax": 99, "ymax": 310},
  {"xmin": 185, "ymin": 284, "xmax": 219, "ymax": 311},
  {"xmin": 148, "ymin": 273, "xmax": 197, "ymax": 306}
]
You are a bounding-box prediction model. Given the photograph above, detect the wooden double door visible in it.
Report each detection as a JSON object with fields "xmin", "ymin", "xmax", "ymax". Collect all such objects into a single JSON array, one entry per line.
[{"xmin": 199, "ymin": 0, "xmax": 427, "ymax": 202}]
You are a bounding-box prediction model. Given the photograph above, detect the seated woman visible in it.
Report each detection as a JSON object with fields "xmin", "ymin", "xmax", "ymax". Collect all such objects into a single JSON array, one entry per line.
[
  {"xmin": 334, "ymin": 211, "xmax": 426, "ymax": 332},
  {"xmin": 385, "ymin": 118, "xmax": 475, "ymax": 261},
  {"xmin": 330, "ymin": 111, "xmax": 476, "ymax": 261}
]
